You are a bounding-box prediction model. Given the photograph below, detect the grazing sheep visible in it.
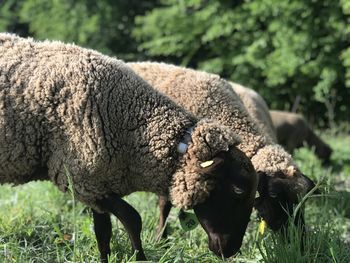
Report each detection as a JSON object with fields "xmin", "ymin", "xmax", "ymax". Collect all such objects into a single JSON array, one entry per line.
[
  {"xmin": 230, "ymin": 82, "xmax": 277, "ymax": 142},
  {"xmin": 270, "ymin": 110, "xmax": 333, "ymax": 163},
  {"xmin": 226, "ymin": 85, "xmax": 332, "ymax": 164},
  {"xmin": 128, "ymin": 62, "xmax": 316, "ymax": 234},
  {"xmin": 0, "ymin": 33, "xmax": 258, "ymax": 261}
]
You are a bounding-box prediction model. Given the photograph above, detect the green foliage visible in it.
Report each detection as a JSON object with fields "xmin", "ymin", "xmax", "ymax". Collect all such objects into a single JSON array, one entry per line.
[
  {"xmin": 0, "ymin": 0, "xmax": 29, "ymax": 35},
  {"xmin": 134, "ymin": 0, "xmax": 350, "ymax": 125},
  {"xmin": 0, "ymin": 0, "xmax": 159, "ymax": 59},
  {"xmin": 0, "ymin": 0, "xmax": 349, "ymax": 125},
  {"xmin": 342, "ymin": 48, "xmax": 350, "ymax": 87},
  {"xmin": 19, "ymin": 0, "xmax": 102, "ymax": 48},
  {"xmin": 341, "ymin": 0, "xmax": 350, "ymax": 89}
]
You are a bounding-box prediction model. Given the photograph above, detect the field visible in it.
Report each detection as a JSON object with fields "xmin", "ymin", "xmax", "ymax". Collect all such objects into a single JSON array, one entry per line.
[{"xmin": 0, "ymin": 133, "xmax": 349, "ymax": 263}]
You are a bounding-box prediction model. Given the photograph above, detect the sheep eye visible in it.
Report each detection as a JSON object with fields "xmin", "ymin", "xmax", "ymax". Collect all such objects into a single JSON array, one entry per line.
[{"xmin": 233, "ymin": 185, "xmax": 244, "ymax": 195}]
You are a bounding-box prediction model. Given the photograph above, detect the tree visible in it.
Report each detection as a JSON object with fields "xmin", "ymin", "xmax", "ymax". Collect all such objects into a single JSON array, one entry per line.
[
  {"xmin": 133, "ymin": 0, "xmax": 350, "ymax": 125},
  {"xmin": 0, "ymin": 0, "xmax": 29, "ymax": 36},
  {"xmin": 1, "ymin": 0, "xmax": 159, "ymax": 60}
]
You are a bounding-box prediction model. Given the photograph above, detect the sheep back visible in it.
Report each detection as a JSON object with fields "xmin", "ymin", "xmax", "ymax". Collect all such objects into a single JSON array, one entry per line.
[
  {"xmin": 270, "ymin": 110, "xmax": 332, "ymax": 161},
  {"xmin": 230, "ymin": 82, "xmax": 277, "ymax": 142}
]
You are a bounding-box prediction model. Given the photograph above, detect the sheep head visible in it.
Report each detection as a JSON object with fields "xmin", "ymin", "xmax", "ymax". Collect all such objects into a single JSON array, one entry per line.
[
  {"xmin": 170, "ymin": 119, "xmax": 258, "ymax": 258},
  {"xmin": 252, "ymin": 145, "xmax": 316, "ymax": 231}
]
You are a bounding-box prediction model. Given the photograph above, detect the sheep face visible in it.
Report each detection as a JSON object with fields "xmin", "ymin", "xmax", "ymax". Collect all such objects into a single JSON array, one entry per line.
[
  {"xmin": 193, "ymin": 149, "xmax": 257, "ymax": 258},
  {"xmin": 254, "ymin": 170, "xmax": 315, "ymax": 231}
]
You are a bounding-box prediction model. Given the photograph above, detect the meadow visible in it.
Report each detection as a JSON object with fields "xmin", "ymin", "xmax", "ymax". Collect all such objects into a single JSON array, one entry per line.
[{"xmin": 0, "ymin": 133, "xmax": 349, "ymax": 263}]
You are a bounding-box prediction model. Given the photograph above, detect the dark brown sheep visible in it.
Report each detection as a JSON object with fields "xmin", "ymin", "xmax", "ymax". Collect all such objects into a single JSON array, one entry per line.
[
  {"xmin": 128, "ymin": 62, "xmax": 316, "ymax": 241},
  {"xmin": 270, "ymin": 110, "xmax": 332, "ymax": 163}
]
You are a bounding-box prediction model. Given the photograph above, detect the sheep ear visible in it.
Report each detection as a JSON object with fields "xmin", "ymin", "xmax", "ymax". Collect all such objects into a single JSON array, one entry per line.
[{"xmin": 198, "ymin": 157, "xmax": 224, "ymax": 173}]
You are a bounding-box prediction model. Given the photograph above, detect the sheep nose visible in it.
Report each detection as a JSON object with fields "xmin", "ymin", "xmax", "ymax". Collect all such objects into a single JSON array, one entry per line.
[
  {"xmin": 208, "ymin": 233, "xmax": 225, "ymax": 257},
  {"xmin": 208, "ymin": 233, "xmax": 240, "ymax": 258}
]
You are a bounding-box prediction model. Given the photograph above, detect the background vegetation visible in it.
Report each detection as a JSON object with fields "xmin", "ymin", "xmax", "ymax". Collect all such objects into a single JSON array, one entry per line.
[{"xmin": 1, "ymin": 0, "xmax": 349, "ymax": 127}]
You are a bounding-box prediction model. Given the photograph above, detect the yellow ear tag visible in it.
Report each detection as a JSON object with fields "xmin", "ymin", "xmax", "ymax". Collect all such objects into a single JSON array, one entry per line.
[
  {"xmin": 200, "ymin": 160, "xmax": 214, "ymax": 168},
  {"xmin": 259, "ymin": 219, "xmax": 267, "ymax": 235}
]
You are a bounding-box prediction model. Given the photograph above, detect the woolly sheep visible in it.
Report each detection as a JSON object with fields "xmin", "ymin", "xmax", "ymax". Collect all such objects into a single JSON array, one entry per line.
[
  {"xmin": 230, "ymin": 82, "xmax": 277, "ymax": 142},
  {"xmin": 128, "ymin": 62, "xmax": 316, "ymax": 234},
  {"xmin": 0, "ymin": 34, "xmax": 258, "ymax": 261},
  {"xmin": 270, "ymin": 110, "xmax": 333, "ymax": 163},
  {"xmin": 230, "ymin": 86, "xmax": 332, "ymax": 164}
]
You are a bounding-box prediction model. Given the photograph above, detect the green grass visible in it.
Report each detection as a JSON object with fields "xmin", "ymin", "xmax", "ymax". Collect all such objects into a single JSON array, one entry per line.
[{"xmin": 0, "ymin": 133, "xmax": 349, "ymax": 262}]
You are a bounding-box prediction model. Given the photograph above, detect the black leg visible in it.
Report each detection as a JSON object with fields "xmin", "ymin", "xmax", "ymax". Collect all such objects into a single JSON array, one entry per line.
[
  {"xmin": 98, "ymin": 193, "xmax": 146, "ymax": 261},
  {"xmin": 92, "ymin": 210, "xmax": 112, "ymax": 263},
  {"xmin": 156, "ymin": 195, "xmax": 172, "ymax": 241}
]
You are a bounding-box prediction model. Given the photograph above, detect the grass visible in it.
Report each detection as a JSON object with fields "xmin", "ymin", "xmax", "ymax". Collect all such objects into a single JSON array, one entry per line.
[{"xmin": 0, "ymin": 133, "xmax": 349, "ymax": 262}]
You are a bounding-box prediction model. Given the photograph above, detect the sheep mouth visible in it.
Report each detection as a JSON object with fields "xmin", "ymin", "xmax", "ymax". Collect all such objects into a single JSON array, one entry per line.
[{"xmin": 208, "ymin": 235, "xmax": 240, "ymax": 258}]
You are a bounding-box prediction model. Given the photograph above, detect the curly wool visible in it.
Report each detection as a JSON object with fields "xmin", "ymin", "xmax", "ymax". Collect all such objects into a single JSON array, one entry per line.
[
  {"xmin": 128, "ymin": 62, "xmax": 271, "ymax": 158},
  {"xmin": 251, "ymin": 145, "xmax": 295, "ymax": 176},
  {"xmin": 128, "ymin": 62, "xmax": 304, "ymax": 183},
  {"xmin": 0, "ymin": 34, "xmax": 242, "ymax": 211},
  {"xmin": 171, "ymin": 119, "xmax": 241, "ymax": 209},
  {"xmin": 230, "ymin": 82, "xmax": 277, "ymax": 142},
  {"xmin": 227, "ymin": 84, "xmax": 300, "ymax": 177}
]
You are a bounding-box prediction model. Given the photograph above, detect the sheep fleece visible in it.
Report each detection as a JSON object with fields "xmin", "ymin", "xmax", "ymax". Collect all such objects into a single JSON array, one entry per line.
[
  {"xmin": 0, "ymin": 34, "xmax": 239, "ymax": 211},
  {"xmin": 128, "ymin": 62, "xmax": 298, "ymax": 178},
  {"xmin": 230, "ymin": 82, "xmax": 277, "ymax": 142}
]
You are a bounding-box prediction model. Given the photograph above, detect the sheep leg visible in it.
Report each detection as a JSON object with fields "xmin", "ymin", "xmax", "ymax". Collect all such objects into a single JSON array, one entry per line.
[
  {"xmin": 156, "ymin": 195, "xmax": 172, "ymax": 241},
  {"xmin": 99, "ymin": 193, "xmax": 146, "ymax": 261},
  {"xmin": 92, "ymin": 210, "xmax": 112, "ymax": 263}
]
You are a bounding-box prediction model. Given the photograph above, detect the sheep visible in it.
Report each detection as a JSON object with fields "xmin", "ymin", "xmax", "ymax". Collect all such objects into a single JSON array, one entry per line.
[
  {"xmin": 226, "ymin": 85, "xmax": 332, "ymax": 164},
  {"xmin": 270, "ymin": 110, "xmax": 333, "ymax": 163},
  {"xmin": 0, "ymin": 33, "xmax": 258, "ymax": 261},
  {"xmin": 230, "ymin": 82, "xmax": 277, "ymax": 142},
  {"xmin": 225, "ymin": 85, "xmax": 325, "ymax": 239},
  {"xmin": 127, "ymin": 61, "xmax": 316, "ymax": 235}
]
